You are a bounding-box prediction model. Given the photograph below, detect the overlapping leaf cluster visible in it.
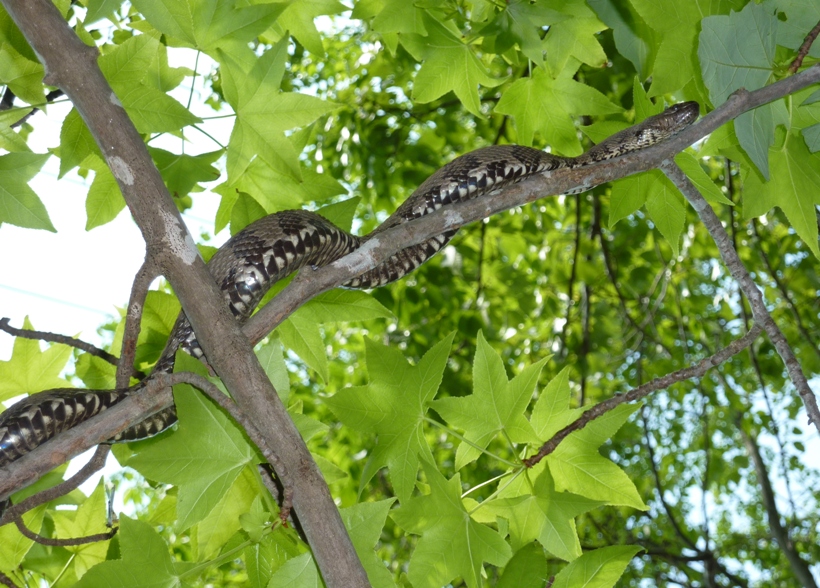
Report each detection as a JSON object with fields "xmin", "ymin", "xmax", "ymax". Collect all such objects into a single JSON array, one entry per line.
[{"xmin": 1, "ymin": 0, "xmax": 819, "ymax": 586}]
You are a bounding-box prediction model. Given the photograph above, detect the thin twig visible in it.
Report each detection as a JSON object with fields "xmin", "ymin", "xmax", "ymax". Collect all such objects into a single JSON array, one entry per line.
[
  {"xmin": 523, "ymin": 325, "xmax": 762, "ymax": 466},
  {"xmin": 116, "ymin": 259, "xmax": 158, "ymax": 387},
  {"xmin": 0, "ymin": 317, "xmax": 118, "ymax": 365},
  {"xmin": 660, "ymin": 161, "xmax": 820, "ymax": 432},
  {"xmin": 789, "ymin": 19, "xmax": 820, "ymax": 73},
  {"xmin": 0, "ymin": 445, "xmax": 110, "ymax": 527},
  {"xmin": 0, "ymin": 570, "xmax": 18, "ymax": 588},
  {"xmin": 13, "ymin": 517, "xmax": 116, "ymax": 546}
]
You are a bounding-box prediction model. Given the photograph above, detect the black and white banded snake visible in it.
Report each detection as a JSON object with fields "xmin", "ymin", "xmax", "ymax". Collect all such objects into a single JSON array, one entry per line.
[{"xmin": 0, "ymin": 101, "xmax": 699, "ymax": 472}]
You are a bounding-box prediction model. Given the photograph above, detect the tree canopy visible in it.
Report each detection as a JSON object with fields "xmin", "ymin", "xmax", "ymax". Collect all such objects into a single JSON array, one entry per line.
[{"xmin": 0, "ymin": 0, "xmax": 819, "ymax": 587}]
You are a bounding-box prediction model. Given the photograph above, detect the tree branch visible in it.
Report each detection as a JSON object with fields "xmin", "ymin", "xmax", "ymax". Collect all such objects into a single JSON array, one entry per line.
[
  {"xmin": 523, "ymin": 325, "xmax": 763, "ymax": 467},
  {"xmin": 116, "ymin": 259, "xmax": 158, "ymax": 388},
  {"xmin": 0, "ymin": 1, "xmax": 368, "ymax": 584},
  {"xmin": 660, "ymin": 161, "xmax": 820, "ymax": 433}
]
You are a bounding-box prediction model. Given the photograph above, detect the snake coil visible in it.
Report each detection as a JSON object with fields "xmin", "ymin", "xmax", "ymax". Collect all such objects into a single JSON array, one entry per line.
[{"xmin": 0, "ymin": 102, "xmax": 698, "ymax": 469}]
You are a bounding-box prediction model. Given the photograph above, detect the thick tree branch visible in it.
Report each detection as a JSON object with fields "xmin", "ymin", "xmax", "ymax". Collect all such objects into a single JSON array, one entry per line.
[
  {"xmin": 660, "ymin": 161, "xmax": 820, "ymax": 432},
  {"xmin": 0, "ymin": 1, "xmax": 368, "ymax": 585}
]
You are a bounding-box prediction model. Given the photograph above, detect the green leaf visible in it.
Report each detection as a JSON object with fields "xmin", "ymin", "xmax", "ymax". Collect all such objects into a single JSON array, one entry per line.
[
  {"xmin": 480, "ymin": 467, "xmax": 600, "ymax": 561},
  {"xmin": 0, "ymin": 152, "xmax": 54, "ymax": 231},
  {"xmin": 372, "ymin": 0, "xmax": 427, "ymax": 36},
  {"xmin": 0, "ymin": 108, "xmax": 31, "ymax": 152},
  {"xmin": 149, "ymin": 148, "xmax": 223, "ymax": 199},
  {"xmin": 497, "ymin": 543, "xmax": 549, "ymax": 588},
  {"xmin": 629, "ymin": 0, "xmax": 703, "ymax": 95},
  {"xmin": 195, "ymin": 465, "xmax": 260, "ymax": 559},
  {"xmin": 229, "ymin": 158, "xmax": 346, "ymax": 213},
  {"xmin": 84, "ymin": 155, "xmax": 126, "ymax": 230},
  {"xmin": 255, "ymin": 337, "xmax": 290, "ymax": 403},
  {"xmin": 59, "ymin": 108, "xmax": 97, "ymax": 178},
  {"xmin": 542, "ymin": 2, "xmax": 607, "ymax": 75},
  {"xmin": 132, "ymin": 0, "xmax": 287, "ymax": 51},
  {"xmin": 547, "ymin": 404, "xmax": 647, "ymax": 510},
  {"xmin": 316, "ymin": 196, "xmax": 359, "ymax": 232},
  {"xmin": 433, "ymin": 331, "xmax": 542, "ymax": 469},
  {"xmin": 587, "ymin": 0, "xmax": 652, "ymax": 77},
  {"xmin": 99, "ymin": 35, "xmax": 201, "ymax": 134},
  {"xmin": 277, "ymin": 313, "xmax": 329, "ymax": 383},
  {"xmin": 479, "ymin": 0, "xmax": 560, "ymax": 67},
  {"xmin": 75, "ymin": 352, "xmax": 117, "ymax": 390},
  {"xmin": 0, "ymin": 505, "xmax": 46, "ymax": 573},
  {"xmin": 326, "ymin": 333, "xmax": 455, "ymax": 502},
  {"xmin": 0, "ymin": 42, "xmax": 44, "ymax": 105},
  {"xmin": 0, "ymin": 317, "xmax": 71, "ymax": 399},
  {"xmin": 409, "ymin": 14, "xmax": 503, "ymax": 118},
  {"xmin": 74, "ymin": 517, "xmax": 179, "ymax": 588},
  {"xmin": 219, "ymin": 39, "xmax": 339, "ymax": 180},
  {"xmin": 51, "ymin": 479, "xmax": 111, "ymax": 575},
  {"xmin": 698, "ymin": 2, "xmax": 779, "ymax": 178},
  {"xmin": 674, "ymin": 152, "xmax": 733, "ymax": 206},
  {"xmin": 340, "ymin": 499, "xmax": 398, "ymax": 588},
  {"xmin": 742, "ymin": 133, "xmax": 820, "ymax": 258},
  {"xmin": 608, "ymin": 170, "xmax": 656, "ymax": 228},
  {"xmin": 550, "ymin": 545, "xmax": 643, "ymax": 588},
  {"xmin": 300, "ymin": 290, "xmax": 395, "ymax": 324},
  {"xmin": 803, "ymin": 123, "xmax": 820, "ymax": 153},
  {"xmin": 494, "ymin": 68, "xmax": 621, "ymax": 151},
  {"xmin": 231, "ymin": 192, "xmax": 268, "ymax": 234},
  {"xmin": 273, "ymin": 0, "xmax": 346, "ymax": 55},
  {"xmin": 126, "ymin": 371, "xmax": 257, "ymax": 530},
  {"xmin": 530, "ymin": 368, "xmax": 584, "ymax": 441},
  {"xmin": 644, "ymin": 173, "xmax": 685, "ymax": 257},
  {"xmin": 391, "ymin": 460, "xmax": 512, "ymax": 588},
  {"xmin": 266, "ymin": 552, "xmax": 321, "ymax": 588}
]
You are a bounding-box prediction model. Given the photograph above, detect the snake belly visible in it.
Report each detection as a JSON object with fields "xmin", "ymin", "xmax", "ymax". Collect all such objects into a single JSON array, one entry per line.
[{"xmin": 0, "ymin": 101, "xmax": 699, "ymax": 468}]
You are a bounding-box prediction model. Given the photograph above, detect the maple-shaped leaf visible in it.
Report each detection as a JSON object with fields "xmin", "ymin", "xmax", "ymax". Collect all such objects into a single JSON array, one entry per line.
[
  {"xmin": 494, "ymin": 68, "xmax": 620, "ymax": 152},
  {"xmin": 529, "ymin": 369, "xmax": 646, "ymax": 510},
  {"xmin": 218, "ymin": 38, "xmax": 339, "ymax": 180},
  {"xmin": 372, "ymin": 0, "xmax": 427, "ymax": 36},
  {"xmin": 0, "ymin": 505, "xmax": 46, "ymax": 573},
  {"xmin": 477, "ymin": 464, "xmax": 600, "ymax": 561},
  {"xmin": 271, "ymin": 0, "xmax": 347, "ymax": 55},
  {"xmin": 0, "ymin": 152, "xmax": 54, "ymax": 231},
  {"xmin": 479, "ymin": 0, "xmax": 562, "ymax": 66},
  {"xmin": 99, "ymin": 35, "xmax": 201, "ymax": 135},
  {"xmin": 148, "ymin": 147, "xmax": 223, "ymax": 200},
  {"xmin": 542, "ymin": 0, "xmax": 607, "ymax": 74},
  {"xmin": 391, "ymin": 460, "xmax": 511, "ymax": 588},
  {"xmin": 74, "ymin": 516, "xmax": 178, "ymax": 588},
  {"xmin": 195, "ymin": 465, "xmax": 261, "ymax": 560},
  {"xmin": 0, "ymin": 316, "xmax": 71, "ymax": 400},
  {"xmin": 432, "ymin": 330, "xmax": 542, "ymax": 470},
  {"xmin": 632, "ymin": 0, "xmax": 728, "ymax": 97},
  {"xmin": 325, "ymin": 333, "xmax": 455, "ymax": 502},
  {"xmin": 0, "ymin": 42, "xmax": 44, "ymax": 105},
  {"xmin": 404, "ymin": 14, "xmax": 503, "ymax": 118},
  {"xmin": 131, "ymin": 0, "xmax": 287, "ymax": 51},
  {"xmin": 126, "ymin": 364, "xmax": 257, "ymax": 531},
  {"xmin": 51, "ymin": 479, "xmax": 111, "ymax": 577},
  {"xmin": 550, "ymin": 545, "xmax": 643, "ymax": 588},
  {"xmin": 340, "ymin": 499, "xmax": 398, "ymax": 588}
]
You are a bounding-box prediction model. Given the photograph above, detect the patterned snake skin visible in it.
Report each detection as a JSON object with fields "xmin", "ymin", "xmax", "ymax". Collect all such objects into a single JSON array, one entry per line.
[{"xmin": 0, "ymin": 102, "xmax": 698, "ymax": 468}]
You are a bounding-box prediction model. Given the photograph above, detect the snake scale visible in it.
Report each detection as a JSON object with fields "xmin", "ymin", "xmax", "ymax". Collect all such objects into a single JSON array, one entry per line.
[{"xmin": 0, "ymin": 101, "xmax": 698, "ymax": 470}]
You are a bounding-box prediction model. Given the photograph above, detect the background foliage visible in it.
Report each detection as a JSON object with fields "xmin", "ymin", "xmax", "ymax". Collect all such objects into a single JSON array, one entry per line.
[{"xmin": 0, "ymin": 0, "xmax": 819, "ymax": 586}]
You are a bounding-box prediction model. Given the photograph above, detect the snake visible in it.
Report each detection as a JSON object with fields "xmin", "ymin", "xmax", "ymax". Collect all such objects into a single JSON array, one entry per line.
[{"xmin": 0, "ymin": 101, "xmax": 698, "ymax": 472}]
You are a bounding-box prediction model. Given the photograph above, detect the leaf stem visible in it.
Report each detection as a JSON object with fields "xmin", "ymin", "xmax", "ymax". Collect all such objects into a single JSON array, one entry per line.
[
  {"xmin": 192, "ymin": 124, "xmax": 226, "ymax": 149},
  {"xmin": 467, "ymin": 468, "xmax": 525, "ymax": 516},
  {"xmin": 177, "ymin": 525, "xmax": 275, "ymax": 581},
  {"xmin": 423, "ymin": 417, "xmax": 518, "ymax": 467},
  {"xmin": 461, "ymin": 468, "xmax": 517, "ymax": 499}
]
